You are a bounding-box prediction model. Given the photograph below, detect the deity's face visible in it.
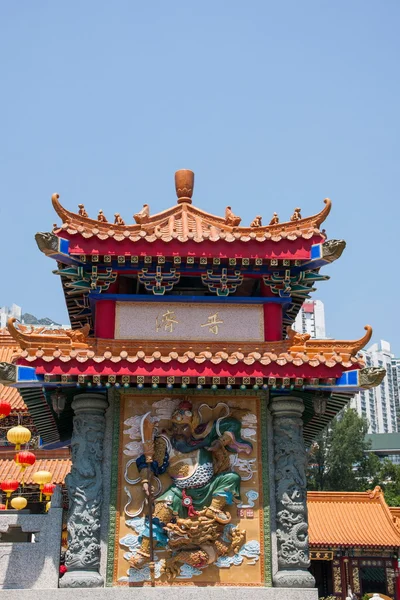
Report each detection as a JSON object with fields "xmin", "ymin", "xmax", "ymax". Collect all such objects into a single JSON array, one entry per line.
[
  {"xmin": 170, "ymin": 403, "xmax": 195, "ymax": 447},
  {"xmin": 171, "ymin": 420, "xmax": 192, "ymax": 442}
]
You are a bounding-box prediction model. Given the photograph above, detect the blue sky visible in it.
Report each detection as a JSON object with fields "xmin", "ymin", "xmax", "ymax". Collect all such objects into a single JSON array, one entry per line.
[{"xmin": 0, "ymin": 1, "xmax": 399, "ymax": 352}]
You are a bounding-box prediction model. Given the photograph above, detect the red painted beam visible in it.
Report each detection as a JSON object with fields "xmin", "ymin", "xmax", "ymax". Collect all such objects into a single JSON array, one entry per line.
[
  {"xmin": 62, "ymin": 234, "xmax": 324, "ymax": 260},
  {"xmin": 24, "ymin": 357, "xmax": 347, "ymax": 379}
]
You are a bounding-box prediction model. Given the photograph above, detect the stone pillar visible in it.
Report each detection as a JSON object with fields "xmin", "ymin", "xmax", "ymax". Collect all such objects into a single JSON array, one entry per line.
[
  {"xmin": 60, "ymin": 393, "xmax": 108, "ymax": 588},
  {"xmin": 270, "ymin": 396, "xmax": 315, "ymax": 588}
]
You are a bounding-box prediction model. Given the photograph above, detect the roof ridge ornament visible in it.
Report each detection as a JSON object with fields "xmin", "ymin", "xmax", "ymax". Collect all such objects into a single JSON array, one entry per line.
[{"xmin": 175, "ymin": 169, "xmax": 194, "ymax": 204}]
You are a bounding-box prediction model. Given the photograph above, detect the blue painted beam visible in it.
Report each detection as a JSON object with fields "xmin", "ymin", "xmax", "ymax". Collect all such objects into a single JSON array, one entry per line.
[{"xmin": 88, "ymin": 293, "xmax": 289, "ymax": 304}]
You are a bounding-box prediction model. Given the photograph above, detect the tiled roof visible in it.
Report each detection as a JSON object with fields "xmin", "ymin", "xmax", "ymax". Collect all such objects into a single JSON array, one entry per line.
[
  {"xmin": 9, "ymin": 319, "xmax": 370, "ymax": 370},
  {"xmin": 51, "ymin": 170, "xmax": 331, "ymax": 245},
  {"xmin": 0, "ymin": 385, "xmax": 27, "ymax": 411},
  {"xmin": 389, "ymin": 507, "xmax": 400, "ymax": 530},
  {"xmin": 0, "ymin": 458, "xmax": 71, "ymax": 485},
  {"xmin": 0, "ymin": 329, "xmax": 27, "ymax": 411},
  {"xmin": 308, "ymin": 487, "xmax": 400, "ymax": 548}
]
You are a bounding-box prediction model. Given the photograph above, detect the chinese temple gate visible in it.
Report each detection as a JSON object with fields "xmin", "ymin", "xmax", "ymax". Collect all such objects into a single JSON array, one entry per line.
[{"xmin": 0, "ymin": 170, "xmax": 385, "ymax": 594}]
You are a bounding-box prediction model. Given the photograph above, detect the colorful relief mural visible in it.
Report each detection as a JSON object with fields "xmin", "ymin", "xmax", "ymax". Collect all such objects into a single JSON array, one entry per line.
[{"xmin": 110, "ymin": 394, "xmax": 270, "ymax": 586}]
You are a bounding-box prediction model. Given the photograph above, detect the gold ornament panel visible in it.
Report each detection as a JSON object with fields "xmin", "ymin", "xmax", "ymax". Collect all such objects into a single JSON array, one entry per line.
[
  {"xmin": 115, "ymin": 302, "xmax": 264, "ymax": 341},
  {"xmin": 111, "ymin": 393, "xmax": 270, "ymax": 586}
]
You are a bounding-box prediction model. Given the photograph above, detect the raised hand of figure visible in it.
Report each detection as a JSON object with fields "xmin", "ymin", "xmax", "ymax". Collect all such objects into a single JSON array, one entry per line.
[{"xmin": 142, "ymin": 481, "xmax": 155, "ymax": 497}]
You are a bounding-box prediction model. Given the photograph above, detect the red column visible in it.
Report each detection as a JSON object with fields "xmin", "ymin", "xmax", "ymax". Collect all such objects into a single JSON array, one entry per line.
[
  {"xmin": 261, "ymin": 281, "xmax": 282, "ymax": 341},
  {"xmin": 95, "ymin": 300, "xmax": 116, "ymax": 339},
  {"xmin": 394, "ymin": 558, "xmax": 400, "ymax": 600}
]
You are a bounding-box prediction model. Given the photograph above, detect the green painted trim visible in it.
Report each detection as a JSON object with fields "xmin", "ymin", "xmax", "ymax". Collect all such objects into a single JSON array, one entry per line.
[
  {"xmin": 119, "ymin": 387, "xmax": 265, "ymax": 397},
  {"xmin": 260, "ymin": 394, "xmax": 272, "ymax": 586},
  {"xmin": 106, "ymin": 393, "xmax": 120, "ymax": 587}
]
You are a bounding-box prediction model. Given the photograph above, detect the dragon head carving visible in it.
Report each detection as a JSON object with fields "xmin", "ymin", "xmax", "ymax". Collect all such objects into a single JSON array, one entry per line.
[
  {"xmin": 35, "ymin": 232, "xmax": 59, "ymax": 255},
  {"xmin": 0, "ymin": 362, "xmax": 17, "ymax": 385},
  {"xmin": 359, "ymin": 367, "xmax": 386, "ymax": 389},
  {"xmin": 322, "ymin": 239, "xmax": 346, "ymax": 263}
]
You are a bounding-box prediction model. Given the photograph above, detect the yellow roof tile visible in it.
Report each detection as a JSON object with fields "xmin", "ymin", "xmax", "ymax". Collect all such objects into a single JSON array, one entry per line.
[{"xmin": 308, "ymin": 487, "xmax": 400, "ymax": 548}]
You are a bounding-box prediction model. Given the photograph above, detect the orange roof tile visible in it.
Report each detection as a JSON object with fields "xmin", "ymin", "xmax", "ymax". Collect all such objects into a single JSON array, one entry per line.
[
  {"xmin": 0, "ymin": 384, "xmax": 27, "ymax": 411},
  {"xmin": 389, "ymin": 507, "xmax": 400, "ymax": 531},
  {"xmin": 0, "ymin": 329, "xmax": 27, "ymax": 411},
  {"xmin": 51, "ymin": 179, "xmax": 331, "ymax": 245},
  {"xmin": 0, "ymin": 458, "xmax": 71, "ymax": 485},
  {"xmin": 8, "ymin": 318, "xmax": 370, "ymax": 370},
  {"xmin": 308, "ymin": 487, "xmax": 400, "ymax": 548}
]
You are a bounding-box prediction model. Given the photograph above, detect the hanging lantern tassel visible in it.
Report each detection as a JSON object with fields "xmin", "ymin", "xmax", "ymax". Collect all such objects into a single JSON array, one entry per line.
[
  {"xmin": 32, "ymin": 471, "xmax": 52, "ymax": 502},
  {"xmin": 14, "ymin": 451, "xmax": 36, "ymax": 487},
  {"xmin": 0, "ymin": 480, "xmax": 19, "ymax": 509},
  {"xmin": 46, "ymin": 501, "xmax": 51, "ymax": 513}
]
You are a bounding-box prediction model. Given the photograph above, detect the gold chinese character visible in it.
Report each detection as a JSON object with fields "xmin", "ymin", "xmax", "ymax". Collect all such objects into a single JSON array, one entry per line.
[
  {"xmin": 200, "ymin": 312, "xmax": 223, "ymax": 335},
  {"xmin": 156, "ymin": 309, "xmax": 178, "ymax": 333}
]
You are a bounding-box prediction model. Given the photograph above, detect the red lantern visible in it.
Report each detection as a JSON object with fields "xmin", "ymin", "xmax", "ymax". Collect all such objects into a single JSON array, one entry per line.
[
  {"xmin": 1, "ymin": 480, "xmax": 19, "ymax": 494},
  {"xmin": 0, "ymin": 479, "xmax": 19, "ymax": 508},
  {"xmin": 14, "ymin": 451, "xmax": 36, "ymax": 485},
  {"xmin": 0, "ymin": 400, "xmax": 11, "ymax": 419},
  {"xmin": 0, "ymin": 504, "xmax": 6, "ymax": 510},
  {"xmin": 15, "ymin": 451, "xmax": 36, "ymax": 469},
  {"xmin": 14, "ymin": 450, "xmax": 36, "ymax": 469},
  {"xmin": 42, "ymin": 483, "xmax": 56, "ymax": 500}
]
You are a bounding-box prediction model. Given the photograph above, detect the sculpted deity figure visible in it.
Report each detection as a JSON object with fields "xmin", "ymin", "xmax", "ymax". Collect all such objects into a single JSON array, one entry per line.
[
  {"xmin": 114, "ymin": 213, "xmax": 125, "ymax": 226},
  {"xmin": 97, "ymin": 209, "xmax": 108, "ymax": 223},
  {"xmin": 250, "ymin": 215, "xmax": 262, "ymax": 228},
  {"xmin": 129, "ymin": 400, "xmax": 252, "ymax": 578},
  {"xmin": 290, "ymin": 207, "xmax": 302, "ymax": 221},
  {"xmin": 78, "ymin": 204, "xmax": 88, "ymax": 217},
  {"xmin": 269, "ymin": 212, "xmax": 279, "ymax": 225}
]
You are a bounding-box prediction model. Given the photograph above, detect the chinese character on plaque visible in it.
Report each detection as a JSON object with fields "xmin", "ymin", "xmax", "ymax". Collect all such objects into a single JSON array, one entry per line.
[
  {"xmin": 200, "ymin": 312, "xmax": 223, "ymax": 335},
  {"xmin": 155, "ymin": 309, "xmax": 178, "ymax": 333}
]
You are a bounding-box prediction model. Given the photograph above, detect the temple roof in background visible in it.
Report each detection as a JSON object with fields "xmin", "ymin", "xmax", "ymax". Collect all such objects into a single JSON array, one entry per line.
[
  {"xmin": 0, "ymin": 329, "xmax": 26, "ymax": 411},
  {"xmin": 308, "ymin": 487, "xmax": 400, "ymax": 548}
]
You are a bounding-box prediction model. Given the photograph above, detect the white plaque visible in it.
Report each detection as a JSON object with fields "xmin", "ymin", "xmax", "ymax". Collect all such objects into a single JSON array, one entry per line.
[{"xmin": 115, "ymin": 302, "xmax": 264, "ymax": 342}]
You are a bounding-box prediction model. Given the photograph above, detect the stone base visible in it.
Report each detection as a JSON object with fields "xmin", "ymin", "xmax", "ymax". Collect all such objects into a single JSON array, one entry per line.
[
  {"xmin": 273, "ymin": 570, "xmax": 316, "ymax": 588},
  {"xmin": 0, "ymin": 587, "xmax": 318, "ymax": 600},
  {"xmin": 58, "ymin": 570, "xmax": 104, "ymax": 588}
]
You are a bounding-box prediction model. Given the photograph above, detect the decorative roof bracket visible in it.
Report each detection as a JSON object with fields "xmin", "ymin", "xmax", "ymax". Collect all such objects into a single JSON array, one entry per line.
[
  {"xmin": 138, "ymin": 266, "xmax": 180, "ymax": 295},
  {"xmin": 201, "ymin": 268, "xmax": 243, "ymax": 296}
]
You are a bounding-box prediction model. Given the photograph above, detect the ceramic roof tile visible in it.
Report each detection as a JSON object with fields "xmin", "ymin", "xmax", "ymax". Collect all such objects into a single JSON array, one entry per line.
[
  {"xmin": 7, "ymin": 319, "xmax": 372, "ymax": 372},
  {"xmin": 308, "ymin": 487, "xmax": 400, "ymax": 548},
  {"xmin": 0, "ymin": 384, "xmax": 27, "ymax": 411},
  {"xmin": 0, "ymin": 458, "xmax": 71, "ymax": 485},
  {"xmin": 0, "ymin": 329, "xmax": 27, "ymax": 411},
  {"xmin": 51, "ymin": 183, "xmax": 331, "ymax": 245}
]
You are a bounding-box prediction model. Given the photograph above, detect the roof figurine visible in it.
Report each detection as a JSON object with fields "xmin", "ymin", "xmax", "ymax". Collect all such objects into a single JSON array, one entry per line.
[
  {"xmin": 97, "ymin": 209, "xmax": 108, "ymax": 223},
  {"xmin": 224, "ymin": 206, "xmax": 241, "ymax": 227},
  {"xmin": 114, "ymin": 213, "xmax": 125, "ymax": 226},
  {"xmin": 290, "ymin": 207, "xmax": 302, "ymax": 221},
  {"xmin": 250, "ymin": 215, "xmax": 262, "ymax": 228},
  {"xmin": 78, "ymin": 204, "xmax": 88, "ymax": 217},
  {"xmin": 133, "ymin": 203, "xmax": 150, "ymax": 224},
  {"xmin": 174, "ymin": 168, "xmax": 194, "ymax": 204},
  {"xmin": 269, "ymin": 212, "xmax": 279, "ymax": 225}
]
